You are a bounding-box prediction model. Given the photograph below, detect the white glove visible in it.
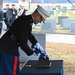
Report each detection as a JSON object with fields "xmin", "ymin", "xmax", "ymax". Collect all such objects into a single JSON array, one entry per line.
[
  {"xmin": 31, "ymin": 43, "xmax": 46, "ymax": 59},
  {"xmin": 13, "ymin": 12, "xmax": 15, "ymax": 15}
]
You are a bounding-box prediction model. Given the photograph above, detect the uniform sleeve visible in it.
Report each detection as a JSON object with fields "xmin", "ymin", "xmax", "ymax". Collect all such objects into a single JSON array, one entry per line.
[
  {"xmin": 19, "ymin": 26, "xmax": 33, "ymax": 56},
  {"xmin": 28, "ymin": 33, "xmax": 38, "ymax": 45}
]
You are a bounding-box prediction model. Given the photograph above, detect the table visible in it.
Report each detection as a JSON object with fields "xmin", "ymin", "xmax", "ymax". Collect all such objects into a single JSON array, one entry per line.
[{"xmin": 20, "ymin": 60, "xmax": 64, "ymax": 75}]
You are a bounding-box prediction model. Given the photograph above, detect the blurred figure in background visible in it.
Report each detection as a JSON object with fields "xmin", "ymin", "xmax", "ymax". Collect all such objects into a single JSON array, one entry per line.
[
  {"xmin": 10, "ymin": 4, "xmax": 17, "ymax": 24},
  {"xmin": 4, "ymin": 4, "xmax": 17, "ymax": 30},
  {"xmin": 0, "ymin": 9, "xmax": 3, "ymax": 35},
  {"xmin": 3, "ymin": 4, "xmax": 10, "ymax": 30},
  {"xmin": 17, "ymin": 4, "xmax": 27, "ymax": 17}
]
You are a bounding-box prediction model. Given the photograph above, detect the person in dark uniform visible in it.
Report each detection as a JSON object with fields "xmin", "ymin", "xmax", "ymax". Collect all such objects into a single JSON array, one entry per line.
[
  {"xmin": 10, "ymin": 4, "xmax": 17, "ymax": 24},
  {"xmin": 0, "ymin": 5, "xmax": 50, "ymax": 75},
  {"xmin": 3, "ymin": 4, "xmax": 10, "ymax": 30},
  {"xmin": 5, "ymin": 4, "xmax": 17, "ymax": 29},
  {"xmin": 0, "ymin": 9, "xmax": 3, "ymax": 35}
]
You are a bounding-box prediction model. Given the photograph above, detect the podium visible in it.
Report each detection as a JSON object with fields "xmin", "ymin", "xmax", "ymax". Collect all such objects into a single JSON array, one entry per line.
[{"xmin": 20, "ymin": 60, "xmax": 64, "ymax": 75}]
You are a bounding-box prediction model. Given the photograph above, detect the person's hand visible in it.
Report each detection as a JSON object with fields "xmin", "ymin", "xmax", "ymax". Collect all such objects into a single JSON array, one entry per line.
[
  {"xmin": 31, "ymin": 43, "xmax": 46, "ymax": 59},
  {"xmin": 13, "ymin": 12, "xmax": 15, "ymax": 15}
]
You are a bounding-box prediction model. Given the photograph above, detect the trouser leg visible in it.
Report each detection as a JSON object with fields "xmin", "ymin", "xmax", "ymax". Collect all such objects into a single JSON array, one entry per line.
[
  {"xmin": 0, "ymin": 50, "xmax": 20, "ymax": 75},
  {"xmin": 0, "ymin": 50, "xmax": 7, "ymax": 75}
]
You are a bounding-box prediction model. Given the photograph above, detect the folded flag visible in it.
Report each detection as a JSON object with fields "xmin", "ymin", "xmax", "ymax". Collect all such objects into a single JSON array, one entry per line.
[{"xmin": 31, "ymin": 43, "xmax": 46, "ymax": 59}]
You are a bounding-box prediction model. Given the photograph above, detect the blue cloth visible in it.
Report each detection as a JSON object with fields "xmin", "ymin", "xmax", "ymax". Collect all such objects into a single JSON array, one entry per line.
[
  {"xmin": 31, "ymin": 43, "xmax": 46, "ymax": 59},
  {"xmin": 0, "ymin": 50, "xmax": 20, "ymax": 75}
]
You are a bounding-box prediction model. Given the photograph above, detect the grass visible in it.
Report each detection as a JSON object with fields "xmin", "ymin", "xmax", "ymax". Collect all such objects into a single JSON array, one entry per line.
[
  {"xmin": 32, "ymin": 27, "xmax": 40, "ymax": 32},
  {"xmin": 46, "ymin": 42, "xmax": 75, "ymax": 75},
  {"xmin": 32, "ymin": 26, "xmax": 71, "ymax": 34},
  {"xmin": 55, "ymin": 30, "xmax": 70, "ymax": 33}
]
